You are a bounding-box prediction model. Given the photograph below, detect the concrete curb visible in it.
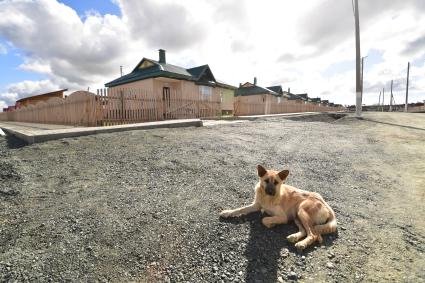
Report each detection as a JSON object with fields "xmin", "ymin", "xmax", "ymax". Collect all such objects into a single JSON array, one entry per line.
[
  {"xmin": 202, "ymin": 111, "xmax": 347, "ymax": 121},
  {"xmin": 0, "ymin": 119, "xmax": 203, "ymax": 144}
]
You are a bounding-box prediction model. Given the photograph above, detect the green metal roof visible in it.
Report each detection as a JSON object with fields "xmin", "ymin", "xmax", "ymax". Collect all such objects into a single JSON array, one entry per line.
[
  {"xmin": 105, "ymin": 58, "xmax": 228, "ymax": 88},
  {"xmin": 267, "ymin": 85, "xmax": 283, "ymax": 94},
  {"xmin": 235, "ymin": 82, "xmax": 279, "ymax": 97}
]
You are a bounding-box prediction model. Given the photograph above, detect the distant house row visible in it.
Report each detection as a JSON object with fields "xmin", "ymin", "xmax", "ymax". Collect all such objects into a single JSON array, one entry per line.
[
  {"xmin": 3, "ymin": 49, "xmax": 342, "ymax": 117},
  {"xmin": 102, "ymin": 49, "xmax": 341, "ymax": 116}
]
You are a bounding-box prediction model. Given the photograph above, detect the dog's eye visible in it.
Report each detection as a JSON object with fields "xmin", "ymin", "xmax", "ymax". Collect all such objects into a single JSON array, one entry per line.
[
  {"xmin": 264, "ymin": 179, "xmax": 269, "ymax": 183},
  {"xmin": 274, "ymin": 180, "xmax": 278, "ymax": 185}
]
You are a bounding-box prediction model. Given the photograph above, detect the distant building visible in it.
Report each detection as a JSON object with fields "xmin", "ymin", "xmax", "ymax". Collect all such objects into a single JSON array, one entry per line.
[
  {"xmin": 2, "ymin": 106, "xmax": 16, "ymax": 112},
  {"xmin": 16, "ymin": 89, "xmax": 67, "ymax": 108},
  {"xmin": 105, "ymin": 49, "xmax": 236, "ymax": 117},
  {"xmin": 234, "ymin": 78, "xmax": 282, "ymax": 115},
  {"xmin": 310, "ymin": 97, "xmax": 321, "ymax": 104}
]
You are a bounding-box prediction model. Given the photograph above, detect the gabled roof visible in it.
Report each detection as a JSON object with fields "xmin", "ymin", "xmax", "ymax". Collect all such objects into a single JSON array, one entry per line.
[
  {"xmin": 105, "ymin": 55, "xmax": 227, "ymax": 88},
  {"xmin": 310, "ymin": 97, "xmax": 321, "ymax": 103},
  {"xmin": 295, "ymin": 93, "xmax": 309, "ymax": 101},
  {"xmin": 235, "ymin": 82, "xmax": 279, "ymax": 97},
  {"xmin": 16, "ymin": 89, "xmax": 68, "ymax": 103},
  {"xmin": 286, "ymin": 92, "xmax": 304, "ymax": 100},
  {"xmin": 267, "ymin": 85, "xmax": 283, "ymax": 94},
  {"xmin": 267, "ymin": 85, "xmax": 290, "ymax": 98},
  {"xmin": 106, "ymin": 58, "xmax": 194, "ymax": 87}
]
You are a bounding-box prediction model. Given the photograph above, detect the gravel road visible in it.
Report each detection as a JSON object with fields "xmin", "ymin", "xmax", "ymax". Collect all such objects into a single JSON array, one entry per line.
[{"xmin": 1, "ymin": 112, "xmax": 424, "ymax": 282}]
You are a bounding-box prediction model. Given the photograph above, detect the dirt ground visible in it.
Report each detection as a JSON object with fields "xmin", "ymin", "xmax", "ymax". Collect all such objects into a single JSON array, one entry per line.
[{"xmin": 0, "ymin": 112, "xmax": 424, "ymax": 282}]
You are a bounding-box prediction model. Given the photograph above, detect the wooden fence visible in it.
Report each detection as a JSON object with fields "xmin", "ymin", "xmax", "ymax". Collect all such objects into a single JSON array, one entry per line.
[
  {"xmin": 0, "ymin": 88, "xmax": 222, "ymax": 126},
  {"xmin": 407, "ymin": 105, "xmax": 425, "ymax": 113},
  {"xmin": 97, "ymin": 88, "xmax": 221, "ymax": 125},
  {"xmin": 234, "ymin": 100, "xmax": 344, "ymax": 116},
  {"xmin": 0, "ymin": 91, "xmax": 98, "ymax": 126}
]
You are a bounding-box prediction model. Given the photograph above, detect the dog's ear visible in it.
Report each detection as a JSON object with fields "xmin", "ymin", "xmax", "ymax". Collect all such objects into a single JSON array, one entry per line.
[
  {"xmin": 257, "ymin": 165, "xmax": 267, "ymax": 177},
  {"xmin": 278, "ymin": 170, "xmax": 289, "ymax": 181}
]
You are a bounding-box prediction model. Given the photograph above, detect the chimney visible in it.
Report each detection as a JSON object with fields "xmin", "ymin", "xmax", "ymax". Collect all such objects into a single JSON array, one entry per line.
[
  {"xmin": 254, "ymin": 77, "xmax": 257, "ymax": 85},
  {"xmin": 239, "ymin": 83, "xmax": 242, "ymax": 87},
  {"xmin": 288, "ymin": 87, "xmax": 290, "ymax": 93},
  {"xmin": 159, "ymin": 49, "xmax": 166, "ymax": 64}
]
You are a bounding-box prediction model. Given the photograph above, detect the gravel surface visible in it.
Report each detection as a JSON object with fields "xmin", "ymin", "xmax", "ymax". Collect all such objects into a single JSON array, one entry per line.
[{"xmin": 0, "ymin": 113, "xmax": 424, "ymax": 282}]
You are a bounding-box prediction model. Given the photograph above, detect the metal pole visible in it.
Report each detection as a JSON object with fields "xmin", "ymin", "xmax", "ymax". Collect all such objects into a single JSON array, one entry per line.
[
  {"xmin": 390, "ymin": 80, "xmax": 393, "ymax": 112},
  {"xmin": 378, "ymin": 91, "xmax": 381, "ymax": 111},
  {"xmin": 361, "ymin": 56, "xmax": 365, "ymax": 108},
  {"xmin": 120, "ymin": 66, "xmax": 123, "ymax": 77},
  {"xmin": 382, "ymin": 88, "xmax": 385, "ymax": 112},
  {"xmin": 405, "ymin": 62, "xmax": 410, "ymax": 112},
  {"xmin": 355, "ymin": 0, "xmax": 362, "ymax": 117}
]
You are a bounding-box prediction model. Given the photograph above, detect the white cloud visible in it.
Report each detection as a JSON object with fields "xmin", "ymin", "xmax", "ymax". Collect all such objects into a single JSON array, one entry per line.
[
  {"xmin": 0, "ymin": 0, "xmax": 424, "ymax": 109},
  {"xmin": 0, "ymin": 80, "xmax": 60, "ymax": 107}
]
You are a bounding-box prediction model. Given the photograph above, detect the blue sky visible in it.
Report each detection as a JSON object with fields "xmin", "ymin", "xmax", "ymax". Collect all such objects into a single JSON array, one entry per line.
[
  {"xmin": 58, "ymin": 0, "xmax": 120, "ymax": 17},
  {"xmin": 0, "ymin": 0, "xmax": 121, "ymax": 95},
  {"xmin": 0, "ymin": 0, "xmax": 424, "ymax": 109}
]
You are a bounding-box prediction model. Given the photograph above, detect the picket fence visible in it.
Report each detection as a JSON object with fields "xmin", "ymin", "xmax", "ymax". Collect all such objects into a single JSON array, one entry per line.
[{"xmin": 0, "ymin": 88, "xmax": 221, "ymax": 126}]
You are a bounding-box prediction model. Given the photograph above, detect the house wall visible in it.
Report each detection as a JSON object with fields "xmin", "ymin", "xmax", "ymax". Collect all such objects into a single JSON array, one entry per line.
[
  {"xmin": 107, "ymin": 78, "xmax": 221, "ymax": 118},
  {"xmin": 219, "ymin": 88, "xmax": 235, "ymax": 113},
  {"xmin": 17, "ymin": 92, "xmax": 64, "ymax": 108},
  {"xmin": 108, "ymin": 78, "xmax": 156, "ymax": 96}
]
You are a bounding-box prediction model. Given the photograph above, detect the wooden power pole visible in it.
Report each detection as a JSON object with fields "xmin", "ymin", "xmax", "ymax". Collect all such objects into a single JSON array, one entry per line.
[
  {"xmin": 405, "ymin": 62, "xmax": 410, "ymax": 112},
  {"xmin": 354, "ymin": 0, "xmax": 362, "ymax": 117},
  {"xmin": 382, "ymin": 88, "xmax": 385, "ymax": 112}
]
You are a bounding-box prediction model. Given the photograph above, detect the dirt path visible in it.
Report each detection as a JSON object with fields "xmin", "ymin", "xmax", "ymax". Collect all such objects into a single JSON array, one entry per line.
[{"xmin": 0, "ymin": 112, "xmax": 424, "ymax": 282}]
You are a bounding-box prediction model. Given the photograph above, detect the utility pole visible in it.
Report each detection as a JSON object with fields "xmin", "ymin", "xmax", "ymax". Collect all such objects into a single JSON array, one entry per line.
[
  {"xmin": 382, "ymin": 88, "xmax": 385, "ymax": 112},
  {"xmin": 390, "ymin": 80, "xmax": 393, "ymax": 112},
  {"xmin": 361, "ymin": 57, "xmax": 364, "ymax": 107},
  {"xmin": 378, "ymin": 91, "xmax": 381, "ymax": 111},
  {"xmin": 405, "ymin": 62, "xmax": 410, "ymax": 112},
  {"xmin": 354, "ymin": 0, "xmax": 362, "ymax": 117}
]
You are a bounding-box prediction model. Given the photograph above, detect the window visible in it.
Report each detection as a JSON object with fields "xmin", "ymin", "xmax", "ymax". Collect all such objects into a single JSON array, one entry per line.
[
  {"xmin": 199, "ymin": 86, "xmax": 212, "ymax": 101},
  {"xmin": 278, "ymin": 97, "xmax": 282, "ymax": 104}
]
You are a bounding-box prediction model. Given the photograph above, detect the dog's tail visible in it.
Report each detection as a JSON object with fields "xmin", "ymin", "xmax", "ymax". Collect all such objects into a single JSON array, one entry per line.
[{"xmin": 314, "ymin": 201, "xmax": 337, "ymax": 235}]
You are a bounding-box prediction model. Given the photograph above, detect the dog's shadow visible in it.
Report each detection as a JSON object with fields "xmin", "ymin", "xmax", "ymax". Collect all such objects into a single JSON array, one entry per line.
[{"xmin": 220, "ymin": 213, "xmax": 338, "ymax": 282}]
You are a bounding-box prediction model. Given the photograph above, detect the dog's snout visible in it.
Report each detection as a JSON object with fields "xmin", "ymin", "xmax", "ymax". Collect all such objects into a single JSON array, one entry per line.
[{"xmin": 265, "ymin": 183, "xmax": 275, "ymax": 195}]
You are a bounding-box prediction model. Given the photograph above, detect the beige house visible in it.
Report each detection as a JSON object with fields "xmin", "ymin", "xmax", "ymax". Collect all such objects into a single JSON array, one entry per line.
[
  {"xmin": 105, "ymin": 49, "xmax": 235, "ymax": 118},
  {"xmin": 233, "ymin": 79, "xmax": 288, "ymax": 115}
]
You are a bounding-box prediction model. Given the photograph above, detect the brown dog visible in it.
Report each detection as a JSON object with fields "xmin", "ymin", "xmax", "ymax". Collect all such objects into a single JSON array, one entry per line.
[{"xmin": 220, "ymin": 165, "xmax": 337, "ymax": 250}]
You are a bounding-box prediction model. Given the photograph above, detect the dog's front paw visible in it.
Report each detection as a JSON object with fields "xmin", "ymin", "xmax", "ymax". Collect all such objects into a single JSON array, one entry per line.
[
  {"xmin": 295, "ymin": 242, "xmax": 307, "ymax": 251},
  {"xmin": 219, "ymin": 210, "xmax": 235, "ymax": 218},
  {"xmin": 262, "ymin": 217, "xmax": 276, "ymax": 228},
  {"xmin": 287, "ymin": 233, "xmax": 299, "ymax": 243}
]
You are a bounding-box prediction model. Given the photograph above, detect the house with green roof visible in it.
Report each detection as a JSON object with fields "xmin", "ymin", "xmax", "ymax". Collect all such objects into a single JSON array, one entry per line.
[
  {"xmin": 234, "ymin": 78, "xmax": 286, "ymax": 115},
  {"xmin": 105, "ymin": 49, "xmax": 236, "ymax": 118}
]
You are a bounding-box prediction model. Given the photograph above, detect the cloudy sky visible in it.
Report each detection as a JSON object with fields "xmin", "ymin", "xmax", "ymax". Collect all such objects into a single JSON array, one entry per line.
[{"xmin": 0, "ymin": 0, "xmax": 424, "ymax": 110}]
